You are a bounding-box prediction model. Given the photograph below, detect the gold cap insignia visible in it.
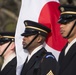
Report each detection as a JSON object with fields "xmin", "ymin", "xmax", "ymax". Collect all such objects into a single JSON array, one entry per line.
[
  {"xmin": 25, "ymin": 22, "xmax": 28, "ymax": 26},
  {"xmin": 60, "ymin": 7, "xmax": 65, "ymax": 12}
]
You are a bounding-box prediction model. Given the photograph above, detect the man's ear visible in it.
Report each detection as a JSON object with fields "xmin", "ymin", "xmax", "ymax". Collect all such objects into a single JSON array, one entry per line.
[
  {"xmin": 10, "ymin": 42, "xmax": 15, "ymax": 50},
  {"xmin": 37, "ymin": 35, "xmax": 42, "ymax": 43}
]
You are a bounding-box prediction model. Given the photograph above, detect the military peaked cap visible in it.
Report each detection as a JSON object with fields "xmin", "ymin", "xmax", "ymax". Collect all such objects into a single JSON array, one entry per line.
[
  {"xmin": 21, "ymin": 20, "xmax": 51, "ymax": 37},
  {"xmin": 58, "ymin": 5, "xmax": 76, "ymax": 24},
  {"xmin": 0, "ymin": 32, "xmax": 15, "ymax": 45}
]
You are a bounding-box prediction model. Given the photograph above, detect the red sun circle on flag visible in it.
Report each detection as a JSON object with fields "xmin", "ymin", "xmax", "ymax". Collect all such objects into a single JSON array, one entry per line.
[{"xmin": 38, "ymin": 1, "xmax": 67, "ymax": 51}]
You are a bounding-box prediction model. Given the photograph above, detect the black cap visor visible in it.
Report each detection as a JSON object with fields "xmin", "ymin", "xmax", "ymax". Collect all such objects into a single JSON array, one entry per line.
[
  {"xmin": 58, "ymin": 15, "xmax": 76, "ymax": 24},
  {"xmin": 21, "ymin": 29, "xmax": 38, "ymax": 37},
  {"xmin": 0, "ymin": 38, "xmax": 12, "ymax": 45},
  {"xmin": 58, "ymin": 18, "xmax": 75, "ymax": 24}
]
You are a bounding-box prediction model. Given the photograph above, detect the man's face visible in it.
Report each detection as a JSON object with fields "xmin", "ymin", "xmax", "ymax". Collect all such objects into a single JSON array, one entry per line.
[
  {"xmin": 60, "ymin": 20, "xmax": 76, "ymax": 38},
  {"xmin": 22, "ymin": 35, "xmax": 38, "ymax": 51},
  {"xmin": 0, "ymin": 42, "xmax": 9, "ymax": 56}
]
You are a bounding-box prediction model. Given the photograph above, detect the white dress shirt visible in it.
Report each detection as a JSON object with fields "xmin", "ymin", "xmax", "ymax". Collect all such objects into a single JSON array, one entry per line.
[{"xmin": 27, "ymin": 45, "xmax": 43, "ymax": 62}]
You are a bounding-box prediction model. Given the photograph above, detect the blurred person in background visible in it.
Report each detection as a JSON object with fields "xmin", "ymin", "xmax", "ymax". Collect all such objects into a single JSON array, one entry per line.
[{"xmin": 0, "ymin": 32, "xmax": 17, "ymax": 75}]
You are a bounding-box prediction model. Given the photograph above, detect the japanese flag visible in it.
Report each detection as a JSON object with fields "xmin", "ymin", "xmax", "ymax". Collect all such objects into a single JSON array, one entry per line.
[{"xmin": 15, "ymin": 0, "xmax": 67, "ymax": 75}]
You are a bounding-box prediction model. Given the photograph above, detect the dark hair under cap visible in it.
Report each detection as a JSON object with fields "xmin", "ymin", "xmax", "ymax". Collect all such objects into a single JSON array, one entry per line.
[
  {"xmin": 21, "ymin": 20, "xmax": 51, "ymax": 37},
  {"xmin": 58, "ymin": 5, "xmax": 76, "ymax": 24},
  {"xmin": 0, "ymin": 32, "xmax": 15, "ymax": 45}
]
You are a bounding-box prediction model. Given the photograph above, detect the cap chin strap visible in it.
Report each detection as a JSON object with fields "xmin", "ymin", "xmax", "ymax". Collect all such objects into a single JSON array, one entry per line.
[
  {"xmin": 65, "ymin": 21, "xmax": 76, "ymax": 38},
  {"xmin": 24, "ymin": 33, "xmax": 39, "ymax": 49},
  {"xmin": 0, "ymin": 40, "xmax": 12, "ymax": 57}
]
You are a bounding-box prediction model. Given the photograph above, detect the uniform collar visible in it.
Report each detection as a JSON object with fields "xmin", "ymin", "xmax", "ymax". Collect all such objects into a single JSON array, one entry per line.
[
  {"xmin": 27, "ymin": 45, "xmax": 43, "ymax": 62},
  {"xmin": 1, "ymin": 52, "xmax": 16, "ymax": 70},
  {"xmin": 65, "ymin": 38, "xmax": 76, "ymax": 55}
]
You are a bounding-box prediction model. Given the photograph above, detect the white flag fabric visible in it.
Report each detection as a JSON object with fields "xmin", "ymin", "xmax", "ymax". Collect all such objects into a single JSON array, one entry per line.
[{"xmin": 15, "ymin": 0, "xmax": 67, "ymax": 75}]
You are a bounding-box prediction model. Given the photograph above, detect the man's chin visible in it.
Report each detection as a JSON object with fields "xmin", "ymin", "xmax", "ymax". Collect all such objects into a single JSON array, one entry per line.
[
  {"xmin": 62, "ymin": 35, "xmax": 69, "ymax": 38},
  {"xmin": 23, "ymin": 47, "xmax": 26, "ymax": 49}
]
